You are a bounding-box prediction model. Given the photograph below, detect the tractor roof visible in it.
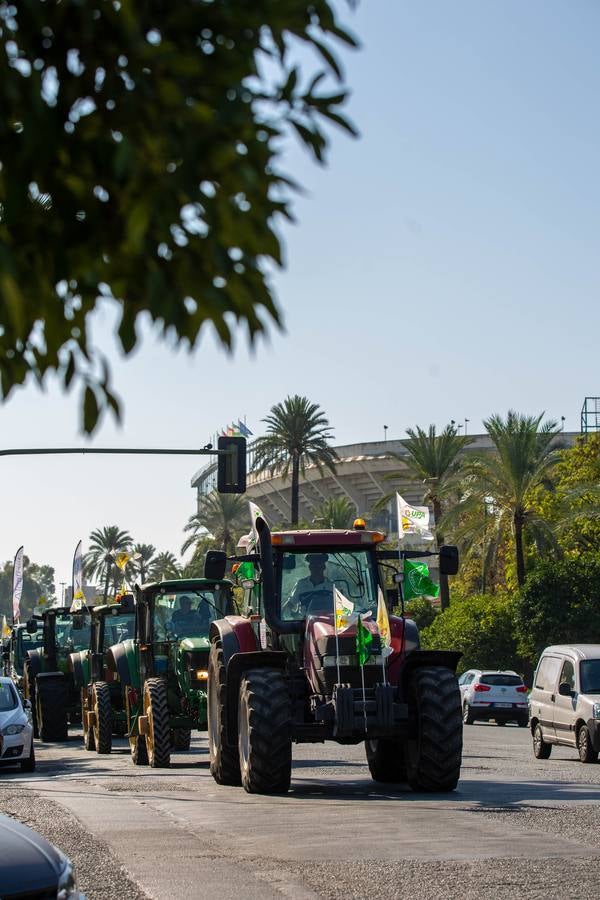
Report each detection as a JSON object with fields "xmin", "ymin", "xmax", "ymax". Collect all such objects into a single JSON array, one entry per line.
[
  {"xmin": 271, "ymin": 529, "xmax": 386, "ymax": 548},
  {"xmin": 140, "ymin": 577, "xmax": 233, "ymax": 594}
]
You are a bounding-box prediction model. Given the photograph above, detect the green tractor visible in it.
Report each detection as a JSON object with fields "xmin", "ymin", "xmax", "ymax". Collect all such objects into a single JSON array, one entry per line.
[
  {"xmin": 106, "ymin": 554, "xmax": 235, "ymax": 767},
  {"xmin": 3, "ymin": 621, "xmax": 44, "ymax": 689},
  {"xmin": 69, "ymin": 594, "xmax": 135, "ymax": 754},
  {"xmin": 23, "ymin": 606, "xmax": 91, "ymax": 741}
]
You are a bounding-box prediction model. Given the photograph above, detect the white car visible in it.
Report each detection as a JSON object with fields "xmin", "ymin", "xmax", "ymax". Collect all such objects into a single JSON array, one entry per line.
[
  {"xmin": 458, "ymin": 669, "xmax": 529, "ymax": 727},
  {"xmin": 0, "ymin": 676, "xmax": 35, "ymax": 771}
]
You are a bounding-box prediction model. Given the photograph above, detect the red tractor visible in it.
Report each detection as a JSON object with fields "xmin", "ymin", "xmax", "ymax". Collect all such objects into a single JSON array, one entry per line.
[{"xmin": 207, "ymin": 516, "xmax": 462, "ymax": 794}]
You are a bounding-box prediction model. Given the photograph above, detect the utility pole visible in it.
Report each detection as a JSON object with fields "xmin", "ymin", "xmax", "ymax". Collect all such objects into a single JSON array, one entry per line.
[{"xmin": 383, "ymin": 425, "xmax": 388, "ymax": 442}]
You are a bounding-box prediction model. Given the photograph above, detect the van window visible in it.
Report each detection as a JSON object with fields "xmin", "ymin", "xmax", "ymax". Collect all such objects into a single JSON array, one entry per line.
[
  {"xmin": 559, "ymin": 659, "xmax": 576, "ymax": 692},
  {"xmin": 534, "ymin": 656, "xmax": 561, "ymax": 690}
]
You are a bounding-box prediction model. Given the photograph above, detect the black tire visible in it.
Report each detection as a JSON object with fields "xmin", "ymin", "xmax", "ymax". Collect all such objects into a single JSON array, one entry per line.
[
  {"xmin": 517, "ymin": 719, "xmax": 528, "ymax": 728},
  {"xmin": 37, "ymin": 678, "xmax": 68, "ymax": 742},
  {"xmin": 365, "ymin": 738, "xmax": 407, "ymax": 783},
  {"xmin": 462, "ymin": 702, "xmax": 475, "ymax": 725},
  {"xmin": 577, "ymin": 725, "xmax": 598, "ymax": 764},
  {"xmin": 172, "ymin": 728, "xmax": 192, "ymax": 751},
  {"xmin": 93, "ymin": 682, "xmax": 112, "ymax": 754},
  {"xmin": 144, "ymin": 678, "xmax": 171, "ymax": 768},
  {"xmin": 533, "ymin": 723, "xmax": 552, "ymax": 759},
  {"xmin": 82, "ymin": 691, "xmax": 96, "ymax": 751},
  {"xmin": 24, "ymin": 665, "xmax": 39, "ymax": 739},
  {"xmin": 130, "ymin": 733, "xmax": 149, "ymax": 766},
  {"xmin": 21, "ymin": 741, "xmax": 36, "ymax": 772},
  {"xmin": 208, "ymin": 641, "xmax": 241, "ymax": 785},
  {"xmin": 405, "ymin": 666, "xmax": 463, "ymax": 792},
  {"xmin": 238, "ymin": 668, "xmax": 292, "ymax": 794}
]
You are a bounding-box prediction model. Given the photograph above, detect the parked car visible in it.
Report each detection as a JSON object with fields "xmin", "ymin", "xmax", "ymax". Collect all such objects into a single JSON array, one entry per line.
[
  {"xmin": 458, "ymin": 669, "xmax": 529, "ymax": 726},
  {"xmin": 529, "ymin": 644, "xmax": 600, "ymax": 763},
  {"xmin": 0, "ymin": 813, "xmax": 83, "ymax": 898},
  {"xmin": 0, "ymin": 676, "xmax": 35, "ymax": 771}
]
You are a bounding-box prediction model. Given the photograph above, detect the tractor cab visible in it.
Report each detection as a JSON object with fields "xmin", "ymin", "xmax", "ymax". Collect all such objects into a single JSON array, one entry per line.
[{"xmin": 3, "ymin": 621, "xmax": 44, "ymax": 686}]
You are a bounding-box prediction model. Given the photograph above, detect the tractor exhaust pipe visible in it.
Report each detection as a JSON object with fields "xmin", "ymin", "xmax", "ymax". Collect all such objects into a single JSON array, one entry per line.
[{"xmin": 256, "ymin": 516, "xmax": 303, "ymax": 635}]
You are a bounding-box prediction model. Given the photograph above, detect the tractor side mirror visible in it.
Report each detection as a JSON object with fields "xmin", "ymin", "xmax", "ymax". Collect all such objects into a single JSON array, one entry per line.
[
  {"xmin": 71, "ymin": 613, "xmax": 84, "ymax": 630},
  {"xmin": 26, "ymin": 619, "xmax": 38, "ymax": 634},
  {"xmin": 204, "ymin": 550, "xmax": 227, "ymax": 581},
  {"xmin": 558, "ymin": 682, "xmax": 574, "ymax": 697},
  {"xmin": 439, "ymin": 545, "xmax": 459, "ymax": 576}
]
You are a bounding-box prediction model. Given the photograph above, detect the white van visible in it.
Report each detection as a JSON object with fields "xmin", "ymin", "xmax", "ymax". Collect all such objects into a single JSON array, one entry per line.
[{"xmin": 529, "ymin": 645, "xmax": 600, "ymax": 763}]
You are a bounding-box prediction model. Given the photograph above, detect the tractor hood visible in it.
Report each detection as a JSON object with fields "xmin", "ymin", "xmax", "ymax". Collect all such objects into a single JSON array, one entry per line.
[{"xmin": 179, "ymin": 636, "xmax": 210, "ymax": 652}]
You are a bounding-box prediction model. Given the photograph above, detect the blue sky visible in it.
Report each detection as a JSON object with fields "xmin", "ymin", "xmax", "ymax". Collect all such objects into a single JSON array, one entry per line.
[{"xmin": 1, "ymin": 1, "xmax": 599, "ymax": 588}]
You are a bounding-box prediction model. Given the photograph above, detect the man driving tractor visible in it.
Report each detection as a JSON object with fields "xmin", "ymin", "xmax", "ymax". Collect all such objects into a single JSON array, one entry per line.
[{"xmin": 287, "ymin": 553, "xmax": 334, "ymax": 616}]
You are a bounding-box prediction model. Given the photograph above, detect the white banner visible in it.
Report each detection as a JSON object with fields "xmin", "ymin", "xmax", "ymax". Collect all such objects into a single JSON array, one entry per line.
[
  {"xmin": 248, "ymin": 501, "xmax": 267, "ymax": 544},
  {"xmin": 12, "ymin": 546, "xmax": 24, "ymax": 622},
  {"xmin": 71, "ymin": 540, "xmax": 85, "ymax": 612},
  {"xmin": 396, "ymin": 493, "xmax": 434, "ymax": 541}
]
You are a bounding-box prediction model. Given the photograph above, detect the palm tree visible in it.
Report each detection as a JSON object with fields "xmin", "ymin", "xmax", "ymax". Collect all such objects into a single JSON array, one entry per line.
[
  {"xmin": 131, "ymin": 543, "xmax": 156, "ymax": 583},
  {"xmin": 377, "ymin": 424, "xmax": 472, "ymax": 609},
  {"xmin": 84, "ymin": 526, "xmax": 132, "ymax": 603},
  {"xmin": 448, "ymin": 411, "xmax": 562, "ymax": 587},
  {"xmin": 253, "ymin": 395, "xmax": 339, "ymax": 526},
  {"xmin": 182, "ymin": 492, "xmax": 247, "ymax": 557},
  {"xmin": 148, "ymin": 551, "xmax": 181, "ymax": 583},
  {"xmin": 313, "ymin": 496, "xmax": 356, "ymax": 529}
]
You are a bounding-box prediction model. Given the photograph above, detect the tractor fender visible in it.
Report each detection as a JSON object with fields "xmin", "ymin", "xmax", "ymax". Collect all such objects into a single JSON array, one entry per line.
[
  {"xmin": 69, "ymin": 650, "xmax": 90, "ymax": 689},
  {"xmin": 225, "ymin": 650, "xmax": 288, "ymax": 739},
  {"xmin": 106, "ymin": 639, "xmax": 139, "ymax": 689},
  {"xmin": 394, "ymin": 650, "xmax": 462, "ymax": 695},
  {"xmin": 26, "ymin": 649, "xmax": 43, "ymax": 678},
  {"xmin": 209, "ymin": 616, "xmax": 259, "ymax": 666},
  {"xmin": 36, "ymin": 670, "xmax": 66, "ymax": 683}
]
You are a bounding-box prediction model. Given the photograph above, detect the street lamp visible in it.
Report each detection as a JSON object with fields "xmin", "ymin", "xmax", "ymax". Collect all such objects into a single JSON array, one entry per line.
[
  {"xmin": 383, "ymin": 425, "xmax": 388, "ymax": 442},
  {"xmin": 465, "ymin": 418, "xmax": 470, "ymax": 435}
]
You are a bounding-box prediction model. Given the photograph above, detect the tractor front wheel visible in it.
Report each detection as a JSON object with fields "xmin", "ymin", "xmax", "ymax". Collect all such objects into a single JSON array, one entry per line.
[
  {"xmin": 405, "ymin": 666, "xmax": 462, "ymax": 792},
  {"xmin": 238, "ymin": 668, "xmax": 292, "ymax": 794},
  {"xmin": 365, "ymin": 738, "xmax": 407, "ymax": 784},
  {"xmin": 172, "ymin": 728, "xmax": 192, "ymax": 751},
  {"xmin": 144, "ymin": 678, "xmax": 171, "ymax": 768},
  {"xmin": 207, "ymin": 642, "xmax": 241, "ymax": 785},
  {"xmin": 93, "ymin": 682, "xmax": 112, "ymax": 754},
  {"xmin": 37, "ymin": 678, "xmax": 68, "ymax": 743}
]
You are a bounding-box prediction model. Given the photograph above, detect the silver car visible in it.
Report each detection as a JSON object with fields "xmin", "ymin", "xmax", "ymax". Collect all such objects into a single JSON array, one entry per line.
[{"xmin": 529, "ymin": 644, "xmax": 600, "ymax": 763}]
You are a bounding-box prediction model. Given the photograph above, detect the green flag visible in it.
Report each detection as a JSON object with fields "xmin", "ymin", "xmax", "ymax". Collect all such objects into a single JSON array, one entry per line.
[
  {"xmin": 356, "ymin": 615, "xmax": 373, "ymax": 666},
  {"xmin": 403, "ymin": 559, "xmax": 440, "ymax": 601}
]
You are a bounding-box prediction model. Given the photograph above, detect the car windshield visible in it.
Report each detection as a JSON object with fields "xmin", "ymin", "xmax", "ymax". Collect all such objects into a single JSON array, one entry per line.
[
  {"xmin": 0, "ymin": 682, "xmax": 18, "ymax": 712},
  {"xmin": 103, "ymin": 613, "xmax": 135, "ymax": 648},
  {"xmin": 580, "ymin": 659, "xmax": 600, "ymax": 693},
  {"xmin": 480, "ymin": 674, "xmax": 523, "ymax": 687},
  {"xmin": 280, "ymin": 548, "xmax": 377, "ymax": 620},
  {"xmin": 55, "ymin": 613, "xmax": 91, "ymax": 652},
  {"xmin": 153, "ymin": 588, "xmax": 224, "ymax": 640}
]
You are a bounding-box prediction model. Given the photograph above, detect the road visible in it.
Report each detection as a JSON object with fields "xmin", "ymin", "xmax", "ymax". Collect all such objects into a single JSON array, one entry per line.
[{"xmin": 2, "ymin": 724, "xmax": 600, "ymax": 899}]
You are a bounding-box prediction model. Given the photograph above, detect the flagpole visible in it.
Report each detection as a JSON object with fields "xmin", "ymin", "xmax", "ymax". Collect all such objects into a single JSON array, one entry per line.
[
  {"xmin": 360, "ymin": 662, "xmax": 368, "ymax": 733},
  {"xmin": 333, "ymin": 583, "xmax": 341, "ymax": 685}
]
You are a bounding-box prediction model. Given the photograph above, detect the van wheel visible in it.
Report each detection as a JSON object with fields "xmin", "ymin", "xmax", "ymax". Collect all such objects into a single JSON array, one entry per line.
[
  {"xmin": 577, "ymin": 725, "xmax": 598, "ymax": 763},
  {"xmin": 533, "ymin": 723, "xmax": 552, "ymax": 759}
]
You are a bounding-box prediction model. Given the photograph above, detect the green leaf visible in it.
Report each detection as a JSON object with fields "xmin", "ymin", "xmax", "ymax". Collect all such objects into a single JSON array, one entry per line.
[{"xmin": 83, "ymin": 386, "xmax": 99, "ymax": 434}]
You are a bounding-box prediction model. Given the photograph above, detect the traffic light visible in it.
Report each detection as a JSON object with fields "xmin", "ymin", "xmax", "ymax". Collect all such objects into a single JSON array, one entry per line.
[{"xmin": 217, "ymin": 436, "xmax": 246, "ymax": 493}]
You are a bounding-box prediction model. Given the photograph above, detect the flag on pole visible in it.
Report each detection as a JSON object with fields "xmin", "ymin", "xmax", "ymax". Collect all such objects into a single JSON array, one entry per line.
[
  {"xmin": 396, "ymin": 493, "xmax": 434, "ymax": 541},
  {"xmin": 334, "ymin": 587, "xmax": 356, "ymax": 632},
  {"xmin": 12, "ymin": 546, "xmax": 24, "ymax": 623},
  {"xmin": 356, "ymin": 615, "xmax": 373, "ymax": 666},
  {"xmin": 70, "ymin": 540, "xmax": 85, "ymax": 611},
  {"xmin": 403, "ymin": 559, "xmax": 440, "ymax": 601},
  {"xmin": 237, "ymin": 420, "xmax": 253, "ymax": 437},
  {"xmin": 114, "ymin": 551, "xmax": 131, "ymax": 572},
  {"xmin": 376, "ymin": 587, "xmax": 393, "ymax": 656},
  {"xmin": 2, "ymin": 615, "xmax": 10, "ymax": 640}
]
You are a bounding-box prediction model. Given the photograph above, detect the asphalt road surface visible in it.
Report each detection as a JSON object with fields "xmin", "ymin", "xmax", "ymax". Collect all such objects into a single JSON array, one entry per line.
[{"xmin": 2, "ymin": 724, "xmax": 600, "ymax": 900}]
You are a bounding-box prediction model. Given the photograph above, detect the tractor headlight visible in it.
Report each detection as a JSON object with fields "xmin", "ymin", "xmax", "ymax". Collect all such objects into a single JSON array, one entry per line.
[
  {"xmin": 2, "ymin": 723, "xmax": 25, "ymax": 735},
  {"xmin": 57, "ymin": 856, "xmax": 79, "ymax": 899},
  {"xmin": 593, "ymin": 703, "xmax": 600, "ymax": 720},
  {"xmin": 195, "ymin": 669, "xmax": 209, "ymax": 681}
]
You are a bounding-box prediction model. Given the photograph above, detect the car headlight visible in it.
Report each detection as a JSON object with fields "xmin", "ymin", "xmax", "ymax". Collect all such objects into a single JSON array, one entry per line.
[
  {"xmin": 592, "ymin": 703, "xmax": 600, "ymax": 720},
  {"xmin": 57, "ymin": 856, "xmax": 79, "ymax": 899},
  {"xmin": 2, "ymin": 723, "xmax": 25, "ymax": 735}
]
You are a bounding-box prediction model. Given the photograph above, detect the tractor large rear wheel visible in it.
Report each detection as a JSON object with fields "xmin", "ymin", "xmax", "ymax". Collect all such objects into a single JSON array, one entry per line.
[
  {"xmin": 24, "ymin": 664, "xmax": 39, "ymax": 739},
  {"xmin": 238, "ymin": 668, "xmax": 292, "ymax": 795},
  {"xmin": 92, "ymin": 682, "xmax": 112, "ymax": 754},
  {"xmin": 144, "ymin": 678, "xmax": 171, "ymax": 768},
  {"xmin": 405, "ymin": 666, "xmax": 462, "ymax": 792},
  {"xmin": 366, "ymin": 738, "xmax": 407, "ymax": 783},
  {"xmin": 208, "ymin": 642, "xmax": 241, "ymax": 785},
  {"xmin": 37, "ymin": 677, "xmax": 69, "ymax": 743}
]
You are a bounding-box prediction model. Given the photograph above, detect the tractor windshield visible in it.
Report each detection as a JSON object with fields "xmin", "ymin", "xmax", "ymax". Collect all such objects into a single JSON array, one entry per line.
[
  {"xmin": 154, "ymin": 589, "xmax": 224, "ymax": 641},
  {"xmin": 16, "ymin": 625, "xmax": 43, "ymax": 669},
  {"xmin": 102, "ymin": 612, "xmax": 135, "ymax": 648},
  {"xmin": 280, "ymin": 548, "xmax": 378, "ymax": 620},
  {"xmin": 55, "ymin": 613, "xmax": 92, "ymax": 652}
]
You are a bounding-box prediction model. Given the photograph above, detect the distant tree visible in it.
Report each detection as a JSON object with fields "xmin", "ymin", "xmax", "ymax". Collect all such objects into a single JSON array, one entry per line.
[
  {"xmin": 84, "ymin": 526, "xmax": 132, "ymax": 603},
  {"xmin": 404, "ymin": 597, "xmax": 439, "ymax": 631},
  {"xmin": 131, "ymin": 543, "xmax": 157, "ymax": 583},
  {"xmin": 253, "ymin": 395, "xmax": 338, "ymax": 526},
  {"xmin": 183, "ymin": 493, "xmax": 247, "ymax": 557},
  {"xmin": 148, "ymin": 551, "xmax": 181, "ymax": 583},
  {"xmin": 313, "ymin": 496, "xmax": 356, "ymax": 529},
  {"xmin": 0, "ymin": 556, "xmax": 56, "ymax": 620},
  {"xmin": 0, "ymin": 2, "xmax": 357, "ymax": 431}
]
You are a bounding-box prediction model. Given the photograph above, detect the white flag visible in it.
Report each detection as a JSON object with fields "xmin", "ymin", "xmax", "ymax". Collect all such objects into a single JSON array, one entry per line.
[
  {"xmin": 334, "ymin": 586, "xmax": 357, "ymax": 632},
  {"xmin": 71, "ymin": 540, "xmax": 85, "ymax": 612},
  {"xmin": 12, "ymin": 546, "xmax": 24, "ymax": 623},
  {"xmin": 248, "ymin": 501, "xmax": 267, "ymax": 544},
  {"xmin": 376, "ymin": 587, "xmax": 393, "ymax": 656},
  {"xmin": 396, "ymin": 493, "xmax": 434, "ymax": 541}
]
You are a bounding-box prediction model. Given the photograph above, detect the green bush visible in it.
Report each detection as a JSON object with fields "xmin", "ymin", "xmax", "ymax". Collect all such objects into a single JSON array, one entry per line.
[{"xmin": 404, "ymin": 597, "xmax": 439, "ymax": 631}]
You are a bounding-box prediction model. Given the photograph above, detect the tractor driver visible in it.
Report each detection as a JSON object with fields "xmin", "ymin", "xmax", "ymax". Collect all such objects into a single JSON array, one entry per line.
[
  {"xmin": 287, "ymin": 553, "xmax": 334, "ymax": 617},
  {"xmin": 170, "ymin": 595, "xmax": 202, "ymax": 635}
]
